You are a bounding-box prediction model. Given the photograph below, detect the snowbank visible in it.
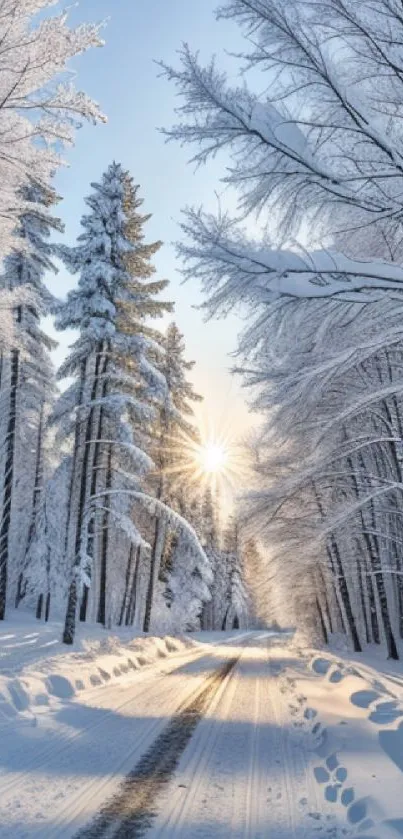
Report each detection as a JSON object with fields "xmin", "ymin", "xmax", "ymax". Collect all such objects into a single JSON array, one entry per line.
[{"xmin": 0, "ymin": 610, "xmax": 199, "ymax": 725}]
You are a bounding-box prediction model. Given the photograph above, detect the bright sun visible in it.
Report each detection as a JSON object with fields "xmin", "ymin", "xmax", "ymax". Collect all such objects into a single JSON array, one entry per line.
[{"xmin": 201, "ymin": 443, "xmax": 227, "ymax": 474}]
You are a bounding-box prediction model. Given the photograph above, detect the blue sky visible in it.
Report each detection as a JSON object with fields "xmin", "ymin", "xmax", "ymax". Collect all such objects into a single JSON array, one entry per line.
[{"xmin": 47, "ymin": 0, "xmax": 258, "ymax": 442}]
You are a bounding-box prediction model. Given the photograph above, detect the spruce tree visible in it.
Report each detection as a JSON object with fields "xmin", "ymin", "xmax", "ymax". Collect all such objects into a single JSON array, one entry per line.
[
  {"xmin": 200, "ymin": 487, "xmax": 221, "ymax": 630},
  {"xmin": 143, "ymin": 322, "xmax": 208, "ymax": 631},
  {"xmin": 143, "ymin": 322, "xmax": 202, "ymax": 630},
  {"xmin": 55, "ymin": 163, "xmax": 170, "ymax": 644},
  {"xmin": 0, "ymin": 182, "xmax": 59, "ymax": 619},
  {"xmin": 222, "ymin": 517, "xmax": 248, "ymax": 630}
]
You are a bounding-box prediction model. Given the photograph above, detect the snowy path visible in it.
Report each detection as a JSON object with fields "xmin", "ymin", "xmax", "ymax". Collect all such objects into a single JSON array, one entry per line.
[{"xmin": 2, "ymin": 629, "xmax": 403, "ymax": 837}]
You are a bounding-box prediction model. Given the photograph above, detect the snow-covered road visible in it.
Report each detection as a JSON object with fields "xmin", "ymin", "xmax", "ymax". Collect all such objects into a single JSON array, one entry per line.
[{"xmin": 2, "ymin": 629, "xmax": 403, "ymax": 838}]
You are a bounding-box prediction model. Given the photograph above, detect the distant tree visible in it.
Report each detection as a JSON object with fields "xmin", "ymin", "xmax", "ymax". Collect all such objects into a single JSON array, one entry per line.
[
  {"xmin": 199, "ymin": 487, "xmax": 221, "ymax": 630},
  {"xmin": 243, "ymin": 538, "xmax": 270, "ymax": 628},
  {"xmin": 143, "ymin": 321, "xmax": 203, "ymax": 631},
  {"xmin": 221, "ymin": 517, "xmax": 248, "ymax": 630},
  {"xmin": 162, "ymin": 486, "xmax": 213, "ymax": 632}
]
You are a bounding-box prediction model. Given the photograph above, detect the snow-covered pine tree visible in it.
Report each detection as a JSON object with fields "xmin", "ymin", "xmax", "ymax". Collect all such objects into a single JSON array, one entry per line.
[
  {"xmin": 200, "ymin": 486, "xmax": 221, "ymax": 630},
  {"xmin": 54, "ymin": 162, "xmax": 169, "ymax": 644},
  {"xmin": 143, "ymin": 321, "xmax": 203, "ymax": 631},
  {"xmin": 160, "ymin": 486, "xmax": 213, "ymax": 633},
  {"xmin": 117, "ymin": 178, "xmax": 174, "ymax": 631},
  {"xmin": 221, "ymin": 516, "xmax": 248, "ymax": 630},
  {"xmin": 23, "ymin": 456, "xmax": 73, "ymax": 621},
  {"xmin": 0, "ymin": 182, "xmax": 60, "ymax": 620},
  {"xmin": 243, "ymin": 538, "xmax": 270, "ymax": 629}
]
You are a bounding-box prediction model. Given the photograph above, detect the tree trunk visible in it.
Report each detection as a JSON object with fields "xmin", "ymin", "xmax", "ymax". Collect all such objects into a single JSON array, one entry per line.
[
  {"xmin": 63, "ymin": 360, "xmax": 97, "ymax": 645},
  {"xmin": 16, "ymin": 400, "xmax": 45, "ymax": 608},
  {"xmin": 36, "ymin": 593, "xmax": 43, "ymax": 620},
  {"xmin": 82, "ymin": 345, "xmax": 108, "ymax": 622},
  {"xmin": 316, "ymin": 597, "xmax": 328, "ymax": 644},
  {"xmin": 363, "ymin": 495, "xmax": 398, "ymax": 660},
  {"xmin": 63, "ymin": 578, "xmax": 78, "ymax": 645},
  {"xmin": 119, "ymin": 546, "xmax": 133, "ymax": 627},
  {"xmin": 45, "ymin": 592, "xmax": 50, "ymax": 622},
  {"xmin": 0, "ymin": 349, "xmax": 19, "ymax": 620},
  {"xmin": 143, "ymin": 516, "xmax": 166, "ymax": 633},
  {"xmin": 312, "ymin": 482, "xmax": 361, "ymax": 651},
  {"xmin": 79, "ymin": 586, "xmax": 89, "ymax": 623},
  {"xmin": 355, "ymin": 544, "xmax": 370, "ymax": 644},
  {"xmin": 126, "ymin": 546, "xmax": 140, "ymax": 626},
  {"xmin": 97, "ymin": 443, "xmax": 112, "ymax": 626}
]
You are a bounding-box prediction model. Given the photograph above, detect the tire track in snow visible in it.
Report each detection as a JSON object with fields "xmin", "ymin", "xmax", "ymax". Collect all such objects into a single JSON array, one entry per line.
[
  {"xmin": 0, "ymin": 645, "xmax": 210, "ymax": 827},
  {"xmin": 147, "ymin": 635, "xmax": 275, "ymax": 838},
  {"xmin": 75, "ymin": 656, "xmax": 239, "ymax": 839},
  {"xmin": 151, "ymin": 646, "xmax": 243, "ymax": 838},
  {"xmin": 244, "ymin": 667, "xmax": 261, "ymax": 839}
]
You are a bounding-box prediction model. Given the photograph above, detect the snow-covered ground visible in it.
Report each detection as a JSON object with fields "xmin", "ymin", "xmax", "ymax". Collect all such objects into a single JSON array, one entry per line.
[{"xmin": 1, "ymin": 615, "xmax": 403, "ymax": 837}]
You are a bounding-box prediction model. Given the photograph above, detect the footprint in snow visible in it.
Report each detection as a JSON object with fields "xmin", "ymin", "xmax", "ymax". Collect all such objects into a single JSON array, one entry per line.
[
  {"xmin": 312, "ymin": 720, "xmax": 329, "ymax": 753},
  {"xmin": 369, "ymin": 701, "xmax": 403, "ymax": 726},
  {"xmin": 329, "ymin": 668, "xmax": 345, "ymax": 684},
  {"xmin": 313, "ymin": 755, "xmax": 383, "ymax": 837},
  {"xmin": 350, "ymin": 690, "xmax": 380, "ymax": 710},
  {"xmin": 312, "ymin": 657, "xmax": 333, "ymax": 675},
  {"xmin": 266, "ymin": 786, "xmax": 282, "ymax": 804},
  {"xmin": 351, "ymin": 690, "xmax": 403, "ymax": 726}
]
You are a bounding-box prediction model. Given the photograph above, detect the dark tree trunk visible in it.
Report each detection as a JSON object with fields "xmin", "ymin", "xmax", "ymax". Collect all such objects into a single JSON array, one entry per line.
[
  {"xmin": 355, "ymin": 543, "xmax": 370, "ymax": 644},
  {"xmin": 15, "ymin": 572, "xmax": 26, "ymax": 609},
  {"xmin": 319, "ymin": 569, "xmax": 333, "ymax": 633},
  {"xmin": 97, "ymin": 443, "xmax": 112, "ymax": 627},
  {"xmin": 119, "ymin": 546, "xmax": 133, "ymax": 627},
  {"xmin": 126, "ymin": 546, "xmax": 140, "ymax": 626},
  {"xmin": 330, "ymin": 535, "xmax": 362, "ymax": 652},
  {"xmin": 63, "ymin": 359, "xmax": 98, "ymax": 645},
  {"xmin": 36, "ymin": 593, "xmax": 43, "ymax": 620},
  {"xmin": 45, "ymin": 592, "xmax": 51, "ymax": 622},
  {"xmin": 343, "ymin": 432, "xmax": 381, "ymax": 645},
  {"xmin": 79, "ymin": 586, "xmax": 89, "ymax": 622},
  {"xmin": 63, "ymin": 578, "xmax": 78, "ymax": 645},
  {"xmin": 359, "ymin": 466, "xmax": 398, "ymax": 659},
  {"xmin": 316, "ymin": 597, "xmax": 328, "ymax": 644},
  {"xmin": 16, "ymin": 401, "xmax": 45, "ymax": 608},
  {"xmin": 0, "ymin": 349, "xmax": 19, "ymax": 620}
]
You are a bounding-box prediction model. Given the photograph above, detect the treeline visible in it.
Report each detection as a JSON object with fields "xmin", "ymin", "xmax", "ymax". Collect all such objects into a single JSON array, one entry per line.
[
  {"xmin": 0, "ymin": 3, "xmax": 253, "ymax": 642},
  {"xmin": 0, "ymin": 162, "xmax": 250, "ymax": 642}
]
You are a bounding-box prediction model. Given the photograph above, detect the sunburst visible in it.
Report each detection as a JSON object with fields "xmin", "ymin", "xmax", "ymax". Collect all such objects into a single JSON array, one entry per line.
[{"xmin": 150, "ymin": 417, "xmax": 248, "ymax": 507}]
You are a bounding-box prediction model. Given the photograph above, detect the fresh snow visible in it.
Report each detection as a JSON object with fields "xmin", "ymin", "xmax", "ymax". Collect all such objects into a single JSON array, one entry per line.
[{"xmin": 1, "ymin": 616, "xmax": 403, "ymax": 836}]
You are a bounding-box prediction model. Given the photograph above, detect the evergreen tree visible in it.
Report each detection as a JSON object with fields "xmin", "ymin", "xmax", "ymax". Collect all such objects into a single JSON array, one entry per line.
[
  {"xmin": 222, "ymin": 517, "xmax": 248, "ymax": 630},
  {"xmin": 158, "ymin": 486, "xmax": 212, "ymax": 633},
  {"xmin": 54, "ymin": 162, "xmax": 170, "ymax": 644},
  {"xmin": 200, "ymin": 486, "xmax": 221, "ymax": 630},
  {"xmin": 243, "ymin": 538, "xmax": 270, "ymax": 628},
  {"xmin": 0, "ymin": 182, "xmax": 59, "ymax": 619},
  {"xmin": 143, "ymin": 322, "xmax": 203, "ymax": 631}
]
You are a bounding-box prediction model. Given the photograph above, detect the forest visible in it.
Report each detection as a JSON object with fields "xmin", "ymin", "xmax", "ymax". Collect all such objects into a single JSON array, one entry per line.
[
  {"xmin": 0, "ymin": 1, "xmax": 255, "ymax": 646},
  {"xmin": 2, "ymin": 0, "xmax": 403, "ymax": 662}
]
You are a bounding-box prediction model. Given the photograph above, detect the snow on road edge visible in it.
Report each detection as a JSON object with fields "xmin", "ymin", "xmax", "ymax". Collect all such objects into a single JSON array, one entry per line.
[{"xmin": 0, "ymin": 630, "xmax": 200, "ymax": 726}]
